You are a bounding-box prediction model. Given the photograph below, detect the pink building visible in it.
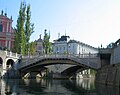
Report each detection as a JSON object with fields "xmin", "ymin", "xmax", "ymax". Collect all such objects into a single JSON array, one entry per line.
[{"xmin": 0, "ymin": 11, "xmax": 15, "ymax": 50}]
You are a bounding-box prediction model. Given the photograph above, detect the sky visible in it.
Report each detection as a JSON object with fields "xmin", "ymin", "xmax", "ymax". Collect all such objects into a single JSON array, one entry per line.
[{"xmin": 0, "ymin": 0, "xmax": 120, "ymax": 48}]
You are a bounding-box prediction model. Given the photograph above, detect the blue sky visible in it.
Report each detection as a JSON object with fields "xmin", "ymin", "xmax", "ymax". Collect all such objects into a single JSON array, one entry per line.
[{"xmin": 0, "ymin": 0, "xmax": 120, "ymax": 48}]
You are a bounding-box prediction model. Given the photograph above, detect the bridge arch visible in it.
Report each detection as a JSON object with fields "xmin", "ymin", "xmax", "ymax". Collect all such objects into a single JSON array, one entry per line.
[
  {"xmin": 19, "ymin": 58, "xmax": 88, "ymax": 72},
  {"xmin": 0, "ymin": 57, "xmax": 3, "ymax": 66},
  {"xmin": 61, "ymin": 66, "xmax": 84, "ymax": 77},
  {"xmin": 19, "ymin": 54, "xmax": 99, "ymax": 79},
  {"xmin": 6, "ymin": 59, "xmax": 14, "ymax": 69},
  {"xmin": 19, "ymin": 58, "xmax": 93, "ymax": 79}
]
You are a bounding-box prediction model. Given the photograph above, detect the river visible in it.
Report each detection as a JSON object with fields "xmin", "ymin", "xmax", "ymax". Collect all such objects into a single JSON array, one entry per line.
[{"xmin": 0, "ymin": 78, "xmax": 119, "ymax": 95}]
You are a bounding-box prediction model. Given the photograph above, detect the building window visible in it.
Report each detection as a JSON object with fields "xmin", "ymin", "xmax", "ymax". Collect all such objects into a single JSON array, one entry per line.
[
  {"xmin": 60, "ymin": 47, "xmax": 61, "ymax": 51},
  {"xmin": 63, "ymin": 47, "xmax": 65, "ymax": 50},
  {"xmin": 56, "ymin": 47, "xmax": 58, "ymax": 51},
  {"xmin": 0, "ymin": 24, "xmax": 3, "ymax": 32},
  {"xmin": 38, "ymin": 46, "xmax": 42, "ymax": 50}
]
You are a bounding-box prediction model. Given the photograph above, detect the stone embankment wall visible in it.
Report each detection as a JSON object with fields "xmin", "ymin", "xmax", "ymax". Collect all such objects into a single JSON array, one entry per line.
[{"xmin": 95, "ymin": 64, "xmax": 120, "ymax": 86}]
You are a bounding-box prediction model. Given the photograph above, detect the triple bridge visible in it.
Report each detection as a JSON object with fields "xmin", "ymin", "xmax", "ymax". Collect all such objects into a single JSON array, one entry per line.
[
  {"xmin": 18, "ymin": 54, "xmax": 101, "ymax": 78},
  {"xmin": 0, "ymin": 49, "xmax": 110, "ymax": 78}
]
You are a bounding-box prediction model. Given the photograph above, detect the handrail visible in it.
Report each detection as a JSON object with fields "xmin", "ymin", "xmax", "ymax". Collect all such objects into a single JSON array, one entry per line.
[
  {"xmin": 0, "ymin": 50, "xmax": 21, "ymax": 58},
  {"xmin": 22, "ymin": 53, "xmax": 98, "ymax": 59}
]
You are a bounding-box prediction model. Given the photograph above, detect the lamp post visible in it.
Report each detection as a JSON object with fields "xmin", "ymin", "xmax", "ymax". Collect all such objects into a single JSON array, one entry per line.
[
  {"xmin": 67, "ymin": 43, "xmax": 70, "ymax": 56},
  {"xmin": 28, "ymin": 48, "xmax": 30, "ymax": 59}
]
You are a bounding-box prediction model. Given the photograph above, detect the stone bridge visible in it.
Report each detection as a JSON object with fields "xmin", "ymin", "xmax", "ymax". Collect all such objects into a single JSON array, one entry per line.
[
  {"xmin": 0, "ymin": 48, "xmax": 112, "ymax": 78},
  {"xmin": 18, "ymin": 54, "xmax": 101, "ymax": 78},
  {"xmin": 0, "ymin": 50, "xmax": 21, "ymax": 77}
]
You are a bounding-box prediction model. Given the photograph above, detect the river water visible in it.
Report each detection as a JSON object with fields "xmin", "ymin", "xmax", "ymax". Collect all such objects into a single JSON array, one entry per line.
[{"xmin": 0, "ymin": 78, "xmax": 119, "ymax": 95}]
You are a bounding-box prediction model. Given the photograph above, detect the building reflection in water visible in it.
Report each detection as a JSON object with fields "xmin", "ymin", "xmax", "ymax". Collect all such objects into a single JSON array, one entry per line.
[
  {"xmin": 76, "ymin": 78, "xmax": 95, "ymax": 90},
  {"xmin": 23, "ymin": 79, "xmax": 30, "ymax": 86},
  {"xmin": 0, "ymin": 79, "xmax": 16, "ymax": 95},
  {"xmin": 0, "ymin": 79, "xmax": 119, "ymax": 95},
  {"xmin": 96, "ymin": 83, "xmax": 120, "ymax": 95}
]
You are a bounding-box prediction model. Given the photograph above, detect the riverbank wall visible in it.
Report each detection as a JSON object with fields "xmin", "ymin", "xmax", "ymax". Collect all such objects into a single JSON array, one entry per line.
[{"xmin": 95, "ymin": 63, "xmax": 120, "ymax": 86}]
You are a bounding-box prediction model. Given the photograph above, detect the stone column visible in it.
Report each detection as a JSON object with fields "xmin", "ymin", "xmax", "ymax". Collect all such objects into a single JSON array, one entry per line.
[
  {"xmin": 6, "ymin": 22, "xmax": 8, "ymax": 32},
  {"xmin": 5, "ymin": 40, "xmax": 7, "ymax": 48},
  {"xmin": 8, "ymin": 41, "xmax": 11, "ymax": 50},
  {"xmin": 10, "ymin": 22, "xmax": 12, "ymax": 33}
]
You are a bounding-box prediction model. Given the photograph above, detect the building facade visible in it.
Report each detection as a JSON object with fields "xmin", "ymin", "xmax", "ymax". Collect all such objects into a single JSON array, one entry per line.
[
  {"xmin": 35, "ymin": 34, "xmax": 43, "ymax": 55},
  {"xmin": 52, "ymin": 35, "xmax": 98, "ymax": 78},
  {"xmin": 0, "ymin": 11, "xmax": 15, "ymax": 50},
  {"xmin": 110, "ymin": 39, "xmax": 120, "ymax": 64},
  {"xmin": 52, "ymin": 35, "xmax": 98, "ymax": 55}
]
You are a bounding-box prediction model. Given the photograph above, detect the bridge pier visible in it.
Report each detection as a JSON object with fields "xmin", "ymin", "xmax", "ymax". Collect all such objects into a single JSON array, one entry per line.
[{"xmin": 21, "ymin": 70, "xmax": 47, "ymax": 79}]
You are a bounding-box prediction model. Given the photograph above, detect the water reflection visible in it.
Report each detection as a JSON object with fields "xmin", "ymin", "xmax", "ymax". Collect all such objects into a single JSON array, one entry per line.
[
  {"xmin": 0, "ymin": 78, "xmax": 119, "ymax": 95},
  {"xmin": 76, "ymin": 78, "xmax": 95, "ymax": 90},
  {"xmin": 96, "ymin": 83, "xmax": 120, "ymax": 95}
]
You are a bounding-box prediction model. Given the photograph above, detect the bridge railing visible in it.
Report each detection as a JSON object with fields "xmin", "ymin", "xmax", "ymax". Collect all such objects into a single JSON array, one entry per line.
[
  {"xmin": 70, "ymin": 54, "xmax": 100, "ymax": 69},
  {"xmin": 22, "ymin": 53, "xmax": 99, "ymax": 59},
  {"xmin": 5, "ymin": 51, "xmax": 21, "ymax": 58}
]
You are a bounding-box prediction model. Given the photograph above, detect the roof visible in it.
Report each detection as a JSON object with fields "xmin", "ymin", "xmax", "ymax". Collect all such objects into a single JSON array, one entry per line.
[
  {"xmin": 68, "ymin": 40, "xmax": 78, "ymax": 43},
  {"xmin": 57, "ymin": 36, "xmax": 70, "ymax": 41},
  {"xmin": 68, "ymin": 40, "xmax": 98, "ymax": 49},
  {"xmin": 115, "ymin": 39, "xmax": 120, "ymax": 44},
  {"xmin": 0, "ymin": 15, "xmax": 12, "ymax": 22},
  {"xmin": 36, "ymin": 38, "xmax": 42, "ymax": 42}
]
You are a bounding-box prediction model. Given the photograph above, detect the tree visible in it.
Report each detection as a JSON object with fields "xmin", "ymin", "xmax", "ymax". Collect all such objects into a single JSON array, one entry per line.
[
  {"xmin": 14, "ymin": 2, "xmax": 34, "ymax": 55},
  {"xmin": 107, "ymin": 42, "xmax": 115, "ymax": 48},
  {"xmin": 43, "ymin": 29, "xmax": 51, "ymax": 54},
  {"xmin": 25, "ymin": 4, "xmax": 34, "ymax": 55},
  {"xmin": 14, "ymin": 2, "xmax": 26, "ymax": 54},
  {"xmin": 29, "ymin": 41, "xmax": 36, "ymax": 55}
]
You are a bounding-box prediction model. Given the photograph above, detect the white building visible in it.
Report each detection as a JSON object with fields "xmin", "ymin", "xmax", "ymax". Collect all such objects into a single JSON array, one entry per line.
[
  {"xmin": 52, "ymin": 35, "xmax": 98, "ymax": 78},
  {"xmin": 52, "ymin": 35, "xmax": 98, "ymax": 55}
]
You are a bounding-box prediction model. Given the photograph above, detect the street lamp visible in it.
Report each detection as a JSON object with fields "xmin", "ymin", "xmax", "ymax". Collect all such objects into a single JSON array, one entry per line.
[{"xmin": 28, "ymin": 48, "xmax": 30, "ymax": 58}]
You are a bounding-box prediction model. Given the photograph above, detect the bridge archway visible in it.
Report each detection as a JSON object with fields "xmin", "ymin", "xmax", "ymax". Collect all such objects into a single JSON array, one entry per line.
[
  {"xmin": 61, "ymin": 66, "xmax": 84, "ymax": 76},
  {"xmin": 0, "ymin": 57, "xmax": 3, "ymax": 66},
  {"xmin": 6, "ymin": 59, "xmax": 14, "ymax": 69}
]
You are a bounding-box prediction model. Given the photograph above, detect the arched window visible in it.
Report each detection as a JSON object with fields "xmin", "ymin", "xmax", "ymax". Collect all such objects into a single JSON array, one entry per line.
[
  {"xmin": 0, "ymin": 57, "xmax": 3, "ymax": 66},
  {"xmin": 0, "ymin": 24, "xmax": 3, "ymax": 32}
]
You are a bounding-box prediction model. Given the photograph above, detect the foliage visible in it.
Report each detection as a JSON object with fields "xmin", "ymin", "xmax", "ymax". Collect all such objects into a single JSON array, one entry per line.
[
  {"xmin": 90, "ymin": 69, "xmax": 96, "ymax": 75},
  {"xmin": 29, "ymin": 41, "xmax": 36, "ymax": 55},
  {"xmin": 64, "ymin": 51, "xmax": 67, "ymax": 54},
  {"xmin": 14, "ymin": 2, "xmax": 34, "ymax": 55},
  {"xmin": 107, "ymin": 42, "xmax": 115, "ymax": 48},
  {"xmin": 25, "ymin": 4, "xmax": 34, "ymax": 55},
  {"xmin": 43, "ymin": 29, "xmax": 51, "ymax": 54}
]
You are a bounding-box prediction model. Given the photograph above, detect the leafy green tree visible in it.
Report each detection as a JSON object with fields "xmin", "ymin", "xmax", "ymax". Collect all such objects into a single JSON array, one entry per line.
[
  {"xmin": 43, "ymin": 29, "xmax": 51, "ymax": 54},
  {"xmin": 90, "ymin": 69, "xmax": 96, "ymax": 76},
  {"xmin": 14, "ymin": 2, "xmax": 34, "ymax": 55},
  {"xmin": 107, "ymin": 42, "xmax": 114, "ymax": 48},
  {"xmin": 14, "ymin": 28, "xmax": 20, "ymax": 53},
  {"xmin": 25, "ymin": 4, "xmax": 34, "ymax": 55},
  {"xmin": 15, "ymin": 2, "xmax": 26, "ymax": 54},
  {"xmin": 29, "ymin": 41, "xmax": 36, "ymax": 55}
]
